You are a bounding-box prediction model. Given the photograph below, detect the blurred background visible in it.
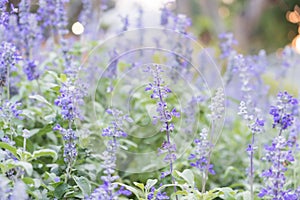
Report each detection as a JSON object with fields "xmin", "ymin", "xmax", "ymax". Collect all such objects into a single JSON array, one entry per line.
[{"xmin": 10, "ymin": 0, "xmax": 300, "ymax": 53}]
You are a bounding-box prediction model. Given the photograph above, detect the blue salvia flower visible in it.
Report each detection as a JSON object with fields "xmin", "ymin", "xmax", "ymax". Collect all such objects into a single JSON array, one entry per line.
[
  {"xmin": 148, "ymin": 185, "xmax": 169, "ymax": 200},
  {"xmin": 0, "ymin": 100, "xmax": 23, "ymax": 120},
  {"xmin": 53, "ymin": 124, "xmax": 77, "ymax": 164},
  {"xmin": 259, "ymin": 136, "xmax": 295, "ymax": 199},
  {"xmin": 18, "ymin": 0, "xmax": 38, "ymax": 50},
  {"xmin": 105, "ymin": 49, "xmax": 119, "ymax": 80},
  {"xmin": 209, "ymin": 88, "xmax": 225, "ymax": 121},
  {"xmin": 89, "ymin": 109, "xmax": 132, "ymax": 200},
  {"xmin": 235, "ymin": 53, "xmax": 266, "ymax": 199},
  {"xmin": 0, "ymin": 176, "xmax": 28, "ymax": 200},
  {"xmin": 160, "ymin": 4, "xmax": 171, "ymax": 26},
  {"xmin": 136, "ymin": 6, "xmax": 143, "ymax": 28},
  {"xmin": 172, "ymin": 14, "xmax": 191, "ymax": 35},
  {"xmin": 55, "ymin": 0, "xmax": 72, "ymax": 71},
  {"xmin": 23, "ymin": 60, "xmax": 39, "ymax": 81},
  {"xmin": 79, "ymin": 0, "xmax": 92, "ymax": 26},
  {"xmin": 10, "ymin": 180, "xmax": 28, "ymax": 200},
  {"xmin": 100, "ymin": 0, "xmax": 109, "ymax": 11},
  {"xmin": 259, "ymin": 91, "xmax": 299, "ymax": 199},
  {"xmin": 18, "ymin": 1, "xmax": 40, "ymax": 81},
  {"xmin": 144, "ymin": 65, "xmax": 180, "ymax": 179},
  {"xmin": 189, "ymin": 128, "xmax": 215, "ymax": 175},
  {"xmin": 54, "ymin": 80, "xmax": 86, "ymax": 121},
  {"xmin": 120, "ymin": 15, "xmax": 129, "ymax": 32},
  {"xmin": 270, "ymin": 92, "xmax": 298, "ymax": 130},
  {"xmin": 218, "ymin": 32, "xmax": 237, "ymax": 59},
  {"xmin": 0, "ymin": 0, "xmax": 9, "ymax": 28},
  {"xmin": 36, "ymin": 0, "xmax": 57, "ymax": 34},
  {"xmin": 0, "ymin": 42, "xmax": 20, "ymax": 87},
  {"xmin": 55, "ymin": 0, "xmax": 69, "ymax": 36}
]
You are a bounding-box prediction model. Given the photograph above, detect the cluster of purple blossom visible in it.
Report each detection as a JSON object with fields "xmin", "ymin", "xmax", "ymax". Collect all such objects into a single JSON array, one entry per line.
[
  {"xmin": 147, "ymin": 185, "xmax": 169, "ymax": 200},
  {"xmin": 0, "ymin": 42, "xmax": 20, "ymax": 88},
  {"xmin": 270, "ymin": 91, "xmax": 298, "ymax": 130},
  {"xmin": 189, "ymin": 128, "xmax": 215, "ymax": 175},
  {"xmin": 259, "ymin": 91, "xmax": 300, "ymax": 199},
  {"xmin": 0, "ymin": 100, "xmax": 23, "ymax": 120},
  {"xmin": 160, "ymin": 3, "xmax": 191, "ymax": 34},
  {"xmin": 54, "ymin": 80, "xmax": 86, "ymax": 121},
  {"xmin": 53, "ymin": 124, "xmax": 77, "ymax": 163}
]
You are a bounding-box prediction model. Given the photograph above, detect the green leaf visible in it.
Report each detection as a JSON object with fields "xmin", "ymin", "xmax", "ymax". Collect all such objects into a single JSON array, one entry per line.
[
  {"xmin": 174, "ymin": 169, "xmax": 194, "ymax": 186},
  {"xmin": 14, "ymin": 136, "xmax": 34, "ymax": 153},
  {"xmin": 22, "ymin": 177, "xmax": 35, "ymax": 185},
  {"xmin": 34, "ymin": 124, "xmax": 53, "ymax": 137},
  {"xmin": 73, "ymin": 176, "xmax": 91, "ymax": 196},
  {"xmin": 51, "ymin": 85, "xmax": 61, "ymax": 92},
  {"xmin": 54, "ymin": 183, "xmax": 68, "ymax": 199},
  {"xmin": 145, "ymin": 179, "xmax": 157, "ymax": 191},
  {"xmin": 60, "ymin": 74, "xmax": 67, "ymax": 82},
  {"xmin": 29, "ymin": 94, "xmax": 52, "ymax": 108},
  {"xmin": 133, "ymin": 182, "xmax": 144, "ymax": 191},
  {"xmin": 0, "ymin": 142, "xmax": 18, "ymax": 159},
  {"xmin": 32, "ymin": 149, "xmax": 58, "ymax": 161},
  {"xmin": 215, "ymin": 187, "xmax": 237, "ymax": 200},
  {"xmin": 14, "ymin": 161, "xmax": 33, "ymax": 176},
  {"xmin": 174, "ymin": 190, "xmax": 188, "ymax": 196}
]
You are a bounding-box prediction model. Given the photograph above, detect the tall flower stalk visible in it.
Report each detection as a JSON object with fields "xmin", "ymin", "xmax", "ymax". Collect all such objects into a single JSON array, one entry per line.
[
  {"xmin": 89, "ymin": 108, "xmax": 132, "ymax": 199},
  {"xmin": 201, "ymin": 88, "xmax": 224, "ymax": 193},
  {"xmin": 0, "ymin": 42, "xmax": 20, "ymax": 99},
  {"xmin": 235, "ymin": 53, "xmax": 265, "ymax": 200},
  {"xmin": 145, "ymin": 65, "xmax": 180, "ymax": 198},
  {"xmin": 259, "ymin": 91, "xmax": 299, "ymax": 199},
  {"xmin": 54, "ymin": 75, "xmax": 86, "ymax": 181},
  {"xmin": 18, "ymin": 0, "xmax": 40, "ymax": 81}
]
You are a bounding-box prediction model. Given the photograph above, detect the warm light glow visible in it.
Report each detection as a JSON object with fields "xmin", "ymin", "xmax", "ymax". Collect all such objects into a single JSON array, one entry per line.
[
  {"xmin": 292, "ymin": 35, "xmax": 300, "ymax": 53},
  {"xmin": 218, "ymin": 7, "xmax": 230, "ymax": 18},
  {"xmin": 287, "ymin": 11, "xmax": 300, "ymax": 23},
  {"xmin": 72, "ymin": 22, "xmax": 84, "ymax": 35},
  {"xmin": 295, "ymin": 35, "xmax": 300, "ymax": 52},
  {"xmin": 222, "ymin": 0, "xmax": 234, "ymax": 5}
]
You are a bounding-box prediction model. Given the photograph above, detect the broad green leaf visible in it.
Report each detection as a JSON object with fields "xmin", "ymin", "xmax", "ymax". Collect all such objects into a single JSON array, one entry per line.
[
  {"xmin": 14, "ymin": 136, "xmax": 34, "ymax": 153},
  {"xmin": 32, "ymin": 149, "xmax": 58, "ymax": 161},
  {"xmin": 73, "ymin": 176, "xmax": 91, "ymax": 196},
  {"xmin": 133, "ymin": 182, "xmax": 144, "ymax": 191},
  {"xmin": 215, "ymin": 187, "xmax": 237, "ymax": 200},
  {"xmin": 54, "ymin": 183, "xmax": 68, "ymax": 199},
  {"xmin": 22, "ymin": 177, "xmax": 35, "ymax": 185},
  {"xmin": 145, "ymin": 179, "xmax": 157, "ymax": 191},
  {"xmin": 34, "ymin": 124, "xmax": 53, "ymax": 137},
  {"xmin": 60, "ymin": 74, "xmax": 67, "ymax": 82},
  {"xmin": 174, "ymin": 169, "xmax": 194, "ymax": 186},
  {"xmin": 0, "ymin": 142, "xmax": 18, "ymax": 159},
  {"xmin": 29, "ymin": 94, "xmax": 52, "ymax": 108},
  {"xmin": 13, "ymin": 161, "xmax": 33, "ymax": 176}
]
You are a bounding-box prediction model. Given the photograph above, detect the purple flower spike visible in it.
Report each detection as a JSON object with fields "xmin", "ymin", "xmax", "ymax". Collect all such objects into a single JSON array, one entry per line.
[{"xmin": 259, "ymin": 91, "xmax": 299, "ymax": 199}]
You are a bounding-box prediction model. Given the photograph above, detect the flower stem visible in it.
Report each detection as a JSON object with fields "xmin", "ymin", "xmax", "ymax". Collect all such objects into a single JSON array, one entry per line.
[
  {"xmin": 202, "ymin": 125, "xmax": 214, "ymax": 193},
  {"xmin": 249, "ymin": 133, "xmax": 255, "ymax": 200}
]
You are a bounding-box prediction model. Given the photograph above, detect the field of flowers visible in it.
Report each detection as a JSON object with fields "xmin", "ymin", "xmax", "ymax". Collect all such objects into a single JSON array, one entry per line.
[{"xmin": 1, "ymin": 0, "xmax": 300, "ymax": 199}]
